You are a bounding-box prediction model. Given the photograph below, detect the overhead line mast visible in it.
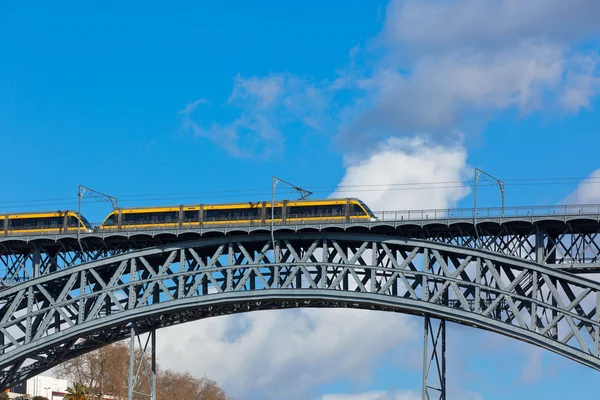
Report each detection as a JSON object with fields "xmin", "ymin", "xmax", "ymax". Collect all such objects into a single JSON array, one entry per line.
[
  {"xmin": 271, "ymin": 176, "xmax": 313, "ymax": 263},
  {"xmin": 77, "ymin": 185, "xmax": 119, "ymax": 257}
]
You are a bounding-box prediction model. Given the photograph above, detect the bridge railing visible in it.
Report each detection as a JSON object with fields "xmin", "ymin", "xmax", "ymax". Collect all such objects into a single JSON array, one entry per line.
[
  {"xmin": 372, "ymin": 204, "xmax": 600, "ymax": 221},
  {"xmin": 2, "ymin": 204, "xmax": 600, "ymax": 237}
]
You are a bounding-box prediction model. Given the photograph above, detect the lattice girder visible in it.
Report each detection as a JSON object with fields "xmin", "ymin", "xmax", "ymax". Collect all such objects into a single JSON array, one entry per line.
[
  {"xmin": 1, "ymin": 218, "xmax": 600, "ymax": 283},
  {"xmin": 0, "ymin": 233, "xmax": 599, "ymax": 388}
]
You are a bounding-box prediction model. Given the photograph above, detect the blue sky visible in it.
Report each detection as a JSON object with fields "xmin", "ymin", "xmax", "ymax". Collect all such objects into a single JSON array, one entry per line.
[{"xmin": 2, "ymin": 1, "xmax": 600, "ymax": 399}]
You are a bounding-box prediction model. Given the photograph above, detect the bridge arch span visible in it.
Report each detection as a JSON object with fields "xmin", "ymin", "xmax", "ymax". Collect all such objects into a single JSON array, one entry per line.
[{"xmin": 0, "ymin": 233, "xmax": 599, "ymax": 388}]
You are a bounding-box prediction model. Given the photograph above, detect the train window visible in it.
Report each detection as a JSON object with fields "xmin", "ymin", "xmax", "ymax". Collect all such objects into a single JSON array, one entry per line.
[
  {"xmin": 104, "ymin": 214, "xmax": 117, "ymax": 226},
  {"xmin": 22, "ymin": 218, "xmax": 39, "ymax": 228},
  {"xmin": 123, "ymin": 212, "xmax": 179, "ymax": 224},
  {"xmin": 289, "ymin": 206, "xmax": 333, "ymax": 217},
  {"xmin": 150, "ymin": 212, "xmax": 178, "ymax": 222},
  {"xmin": 242, "ymin": 208, "xmax": 260, "ymax": 219},
  {"xmin": 166, "ymin": 212, "xmax": 178, "ymax": 222},
  {"xmin": 10, "ymin": 219, "xmax": 23, "ymax": 228},
  {"xmin": 127, "ymin": 213, "xmax": 146, "ymax": 224},
  {"xmin": 295, "ymin": 206, "xmax": 314, "ymax": 216},
  {"xmin": 123, "ymin": 214, "xmax": 137, "ymax": 224},
  {"xmin": 288, "ymin": 206, "xmax": 301, "ymax": 216},
  {"xmin": 204, "ymin": 208, "xmax": 262, "ymax": 221},
  {"xmin": 184, "ymin": 210, "xmax": 199, "ymax": 221},
  {"xmin": 49, "ymin": 217, "xmax": 62, "ymax": 227},
  {"xmin": 331, "ymin": 205, "xmax": 343, "ymax": 215},
  {"xmin": 308, "ymin": 206, "xmax": 322, "ymax": 216},
  {"xmin": 80, "ymin": 215, "xmax": 93, "ymax": 229},
  {"xmin": 205, "ymin": 210, "xmax": 218, "ymax": 220},
  {"xmin": 68, "ymin": 216, "xmax": 80, "ymax": 227},
  {"xmin": 8, "ymin": 217, "xmax": 65, "ymax": 228},
  {"xmin": 351, "ymin": 204, "xmax": 365, "ymax": 216},
  {"xmin": 137, "ymin": 213, "xmax": 150, "ymax": 223},
  {"xmin": 265, "ymin": 207, "xmax": 282, "ymax": 218}
]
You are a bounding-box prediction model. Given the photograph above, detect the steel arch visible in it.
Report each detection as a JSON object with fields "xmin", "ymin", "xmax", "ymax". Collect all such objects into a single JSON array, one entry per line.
[{"xmin": 0, "ymin": 233, "xmax": 599, "ymax": 388}]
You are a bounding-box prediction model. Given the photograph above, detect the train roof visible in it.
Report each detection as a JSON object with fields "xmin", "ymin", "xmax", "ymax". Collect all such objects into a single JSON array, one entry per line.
[
  {"xmin": 106, "ymin": 197, "xmax": 369, "ymax": 212},
  {"xmin": 0, "ymin": 210, "xmax": 80, "ymax": 217}
]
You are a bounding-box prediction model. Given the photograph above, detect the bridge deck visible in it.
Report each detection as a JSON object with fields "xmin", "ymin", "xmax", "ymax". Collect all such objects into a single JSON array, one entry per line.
[
  {"xmin": 1, "ymin": 205, "xmax": 599, "ymax": 275},
  {"xmin": 1, "ymin": 204, "xmax": 599, "ymax": 243}
]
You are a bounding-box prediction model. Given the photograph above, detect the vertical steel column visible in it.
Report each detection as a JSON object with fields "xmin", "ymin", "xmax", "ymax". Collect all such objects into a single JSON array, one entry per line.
[
  {"xmin": 422, "ymin": 247, "xmax": 446, "ymax": 400},
  {"xmin": 545, "ymin": 232, "xmax": 559, "ymax": 340},
  {"xmin": 422, "ymin": 316, "xmax": 446, "ymax": 400},
  {"xmin": 535, "ymin": 228, "xmax": 545, "ymax": 265},
  {"xmin": 32, "ymin": 246, "xmax": 41, "ymax": 278},
  {"xmin": 151, "ymin": 329, "xmax": 157, "ymax": 400},
  {"xmin": 127, "ymin": 325, "xmax": 157, "ymax": 400},
  {"xmin": 128, "ymin": 326, "xmax": 135, "ymax": 400}
]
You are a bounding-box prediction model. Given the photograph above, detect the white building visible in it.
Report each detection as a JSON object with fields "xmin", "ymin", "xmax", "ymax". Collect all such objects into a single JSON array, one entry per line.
[
  {"xmin": 27, "ymin": 376, "xmax": 68, "ymax": 400},
  {"xmin": 9, "ymin": 375, "xmax": 68, "ymax": 400}
]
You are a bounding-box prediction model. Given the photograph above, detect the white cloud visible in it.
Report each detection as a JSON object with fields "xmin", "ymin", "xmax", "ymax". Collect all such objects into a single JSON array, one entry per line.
[
  {"xmin": 181, "ymin": 2, "xmax": 600, "ymax": 159},
  {"xmin": 157, "ymin": 308, "xmax": 420, "ymax": 400},
  {"xmin": 228, "ymin": 74, "xmax": 285, "ymax": 107},
  {"xmin": 564, "ymin": 169, "xmax": 600, "ymax": 204},
  {"xmin": 382, "ymin": 0, "xmax": 600, "ymax": 51},
  {"xmin": 330, "ymin": 136, "xmax": 471, "ymax": 211},
  {"xmin": 337, "ymin": 45, "xmax": 600, "ymax": 150},
  {"xmin": 321, "ymin": 390, "xmax": 421, "ymax": 400},
  {"xmin": 341, "ymin": 41, "xmax": 565, "ymax": 142},
  {"xmin": 179, "ymin": 96, "xmax": 284, "ymax": 159},
  {"xmin": 560, "ymin": 54, "xmax": 600, "ymax": 112},
  {"xmin": 332, "ymin": 1, "xmax": 600, "ymax": 151},
  {"xmin": 180, "ymin": 73, "xmax": 332, "ymax": 158},
  {"xmin": 517, "ymin": 346, "xmax": 545, "ymax": 384},
  {"xmin": 320, "ymin": 388, "xmax": 483, "ymax": 400}
]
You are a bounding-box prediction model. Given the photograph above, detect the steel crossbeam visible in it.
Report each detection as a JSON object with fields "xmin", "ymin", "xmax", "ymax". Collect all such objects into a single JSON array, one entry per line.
[{"xmin": 0, "ymin": 233, "xmax": 599, "ymax": 390}]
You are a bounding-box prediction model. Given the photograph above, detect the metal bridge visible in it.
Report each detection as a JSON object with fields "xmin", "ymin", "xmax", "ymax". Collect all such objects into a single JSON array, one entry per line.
[{"xmin": 1, "ymin": 203, "xmax": 600, "ymax": 399}]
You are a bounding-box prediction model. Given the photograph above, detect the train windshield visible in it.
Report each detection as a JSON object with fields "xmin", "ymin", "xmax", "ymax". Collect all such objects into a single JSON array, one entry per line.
[
  {"xmin": 79, "ymin": 214, "xmax": 94, "ymax": 229},
  {"xmin": 358, "ymin": 200, "xmax": 376, "ymax": 218}
]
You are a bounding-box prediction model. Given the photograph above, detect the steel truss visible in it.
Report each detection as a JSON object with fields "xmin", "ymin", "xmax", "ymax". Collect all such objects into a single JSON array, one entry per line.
[
  {"xmin": 127, "ymin": 326, "xmax": 156, "ymax": 400},
  {"xmin": 422, "ymin": 316, "xmax": 445, "ymax": 400},
  {"xmin": 1, "ymin": 218, "xmax": 600, "ymax": 285},
  {"xmin": 0, "ymin": 241, "xmax": 134, "ymax": 284},
  {"xmin": 419, "ymin": 225, "xmax": 600, "ymax": 268},
  {"xmin": 422, "ymin": 254, "xmax": 448, "ymax": 400},
  {"xmin": 0, "ymin": 233, "xmax": 599, "ymax": 390}
]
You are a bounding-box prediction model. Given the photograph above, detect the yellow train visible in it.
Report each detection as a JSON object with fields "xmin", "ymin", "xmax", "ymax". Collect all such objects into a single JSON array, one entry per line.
[
  {"xmin": 97, "ymin": 198, "xmax": 376, "ymax": 230},
  {"xmin": 1, "ymin": 210, "xmax": 94, "ymax": 235},
  {"xmin": 0, "ymin": 198, "xmax": 376, "ymax": 235}
]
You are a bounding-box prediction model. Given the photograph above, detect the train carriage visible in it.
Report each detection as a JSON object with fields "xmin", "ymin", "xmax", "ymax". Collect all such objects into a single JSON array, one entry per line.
[
  {"xmin": 0, "ymin": 210, "xmax": 94, "ymax": 236},
  {"xmin": 97, "ymin": 198, "xmax": 376, "ymax": 231}
]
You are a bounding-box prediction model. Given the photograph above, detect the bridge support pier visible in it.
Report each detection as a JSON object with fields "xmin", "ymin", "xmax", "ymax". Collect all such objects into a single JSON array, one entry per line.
[
  {"xmin": 422, "ymin": 315, "xmax": 446, "ymax": 400},
  {"xmin": 127, "ymin": 325, "xmax": 157, "ymax": 400}
]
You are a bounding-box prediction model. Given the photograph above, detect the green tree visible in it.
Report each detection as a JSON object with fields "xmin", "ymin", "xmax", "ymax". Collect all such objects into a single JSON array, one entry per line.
[
  {"xmin": 0, "ymin": 392, "xmax": 9, "ymax": 400},
  {"xmin": 63, "ymin": 383, "xmax": 91, "ymax": 400}
]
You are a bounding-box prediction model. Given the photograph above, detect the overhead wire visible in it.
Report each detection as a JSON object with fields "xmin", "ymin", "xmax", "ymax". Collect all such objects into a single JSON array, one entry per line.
[{"xmin": 0, "ymin": 176, "xmax": 600, "ymax": 211}]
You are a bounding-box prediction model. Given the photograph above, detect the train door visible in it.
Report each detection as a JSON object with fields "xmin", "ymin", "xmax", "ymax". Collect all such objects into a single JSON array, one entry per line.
[
  {"xmin": 62, "ymin": 212, "xmax": 69, "ymax": 234},
  {"xmin": 199, "ymin": 205, "xmax": 204, "ymax": 228},
  {"xmin": 345, "ymin": 199, "xmax": 351, "ymax": 222},
  {"xmin": 260, "ymin": 201, "xmax": 266, "ymax": 224},
  {"xmin": 178, "ymin": 205, "xmax": 184, "ymax": 229},
  {"xmin": 117, "ymin": 209, "xmax": 123, "ymax": 230},
  {"xmin": 282, "ymin": 200, "xmax": 288, "ymax": 224}
]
